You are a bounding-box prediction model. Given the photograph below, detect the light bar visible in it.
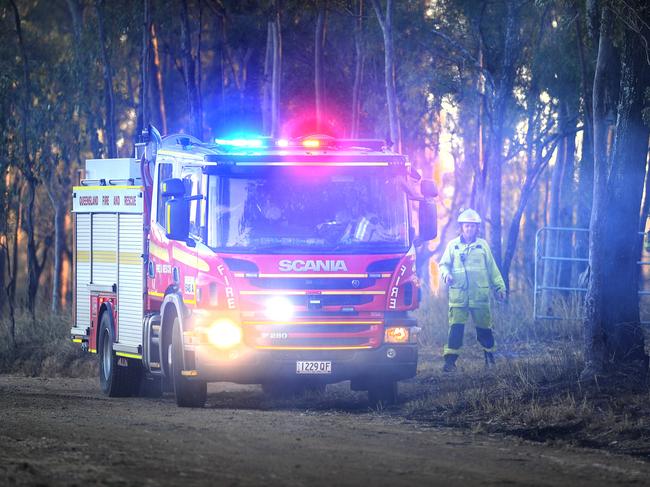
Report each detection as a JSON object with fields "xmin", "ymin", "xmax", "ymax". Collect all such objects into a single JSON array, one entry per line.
[
  {"xmin": 235, "ymin": 162, "xmax": 390, "ymax": 167},
  {"xmin": 215, "ymin": 138, "xmax": 265, "ymax": 148}
]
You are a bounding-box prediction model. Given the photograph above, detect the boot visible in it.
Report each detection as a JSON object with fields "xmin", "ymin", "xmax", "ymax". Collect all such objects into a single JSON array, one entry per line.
[
  {"xmin": 442, "ymin": 354, "xmax": 457, "ymax": 373},
  {"xmin": 484, "ymin": 351, "xmax": 495, "ymax": 368}
]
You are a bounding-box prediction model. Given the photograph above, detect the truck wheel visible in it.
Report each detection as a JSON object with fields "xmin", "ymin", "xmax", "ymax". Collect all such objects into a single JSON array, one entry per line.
[
  {"xmin": 98, "ymin": 311, "xmax": 135, "ymax": 397},
  {"xmin": 171, "ymin": 318, "xmax": 206, "ymax": 408},
  {"xmin": 367, "ymin": 381, "xmax": 398, "ymax": 407}
]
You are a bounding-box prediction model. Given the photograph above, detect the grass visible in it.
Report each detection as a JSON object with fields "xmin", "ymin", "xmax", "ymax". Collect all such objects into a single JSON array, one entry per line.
[
  {"xmin": 405, "ymin": 291, "xmax": 650, "ymax": 458},
  {"xmin": 0, "ymin": 307, "xmax": 96, "ymax": 377}
]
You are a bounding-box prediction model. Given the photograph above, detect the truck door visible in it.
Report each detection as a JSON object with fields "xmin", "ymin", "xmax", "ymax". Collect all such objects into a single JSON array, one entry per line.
[
  {"xmin": 174, "ymin": 165, "xmax": 204, "ymax": 308},
  {"xmin": 148, "ymin": 162, "xmax": 174, "ymax": 306}
]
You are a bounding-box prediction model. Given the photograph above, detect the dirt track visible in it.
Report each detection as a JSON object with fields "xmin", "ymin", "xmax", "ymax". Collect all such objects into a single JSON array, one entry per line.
[{"xmin": 1, "ymin": 375, "xmax": 649, "ymax": 486}]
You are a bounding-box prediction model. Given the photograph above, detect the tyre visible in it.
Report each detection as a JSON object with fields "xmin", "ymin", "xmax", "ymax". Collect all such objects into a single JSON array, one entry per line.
[
  {"xmin": 171, "ymin": 318, "xmax": 207, "ymax": 407},
  {"xmin": 98, "ymin": 311, "xmax": 136, "ymax": 397},
  {"xmin": 367, "ymin": 381, "xmax": 398, "ymax": 407}
]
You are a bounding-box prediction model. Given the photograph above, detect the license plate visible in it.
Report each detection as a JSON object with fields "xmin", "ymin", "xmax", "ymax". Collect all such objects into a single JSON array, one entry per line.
[{"xmin": 296, "ymin": 361, "xmax": 332, "ymax": 374}]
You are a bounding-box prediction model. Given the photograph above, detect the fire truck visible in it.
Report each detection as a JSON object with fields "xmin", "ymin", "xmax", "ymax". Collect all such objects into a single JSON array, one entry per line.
[{"xmin": 71, "ymin": 126, "xmax": 437, "ymax": 407}]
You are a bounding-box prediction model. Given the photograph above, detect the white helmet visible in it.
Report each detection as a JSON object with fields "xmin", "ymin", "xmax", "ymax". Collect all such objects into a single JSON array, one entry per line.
[{"xmin": 458, "ymin": 208, "xmax": 482, "ymax": 224}]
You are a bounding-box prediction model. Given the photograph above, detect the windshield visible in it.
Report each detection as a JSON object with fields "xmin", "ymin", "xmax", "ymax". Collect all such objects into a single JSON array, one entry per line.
[{"xmin": 206, "ymin": 169, "xmax": 409, "ymax": 254}]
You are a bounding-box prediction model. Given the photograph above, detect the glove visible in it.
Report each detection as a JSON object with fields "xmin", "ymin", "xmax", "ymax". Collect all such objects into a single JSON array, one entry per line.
[
  {"xmin": 444, "ymin": 274, "xmax": 454, "ymax": 286},
  {"xmin": 495, "ymin": 289, "xmax": 506, "ymax": 302}
]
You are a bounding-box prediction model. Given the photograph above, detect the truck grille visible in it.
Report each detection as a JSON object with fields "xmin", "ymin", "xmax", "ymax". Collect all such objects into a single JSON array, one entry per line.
[
  {"xmin": 247, "ymin": 277, "xmax": 377, "ymax": 290},
  {"xmin": 244, "ymin": 294, "xmax": 374, "ymax": 307},
  {"xmin": 244, "ymin": 321, "xmax": 382, "ymax": 350}
]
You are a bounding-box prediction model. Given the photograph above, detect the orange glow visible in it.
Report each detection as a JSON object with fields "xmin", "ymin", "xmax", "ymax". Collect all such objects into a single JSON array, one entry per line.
[
  {"xmin": 302, "ymin": 139, "xmax": 320, "ymax": 148},
  {"xmin": 385, "ymin": 326, "xmax": 409, "ymax": 343}
]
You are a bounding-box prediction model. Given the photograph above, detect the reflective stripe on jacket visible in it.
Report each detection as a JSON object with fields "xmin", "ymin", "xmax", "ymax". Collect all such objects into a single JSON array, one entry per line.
[{"xmin": 438, "ymin": 236, "xmax": 505, "ymax": 308}]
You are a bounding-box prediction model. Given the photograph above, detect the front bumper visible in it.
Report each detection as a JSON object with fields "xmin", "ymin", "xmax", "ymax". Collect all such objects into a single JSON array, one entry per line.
[{"xmin": 190, "ymin": 344, "xmax": 418, "ymax": 385}]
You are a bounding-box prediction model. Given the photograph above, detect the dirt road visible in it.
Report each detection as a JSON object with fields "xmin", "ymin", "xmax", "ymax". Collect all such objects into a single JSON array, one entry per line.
[{"xmin": 1, "ymin": 375, "xmax": 648, "ymax": 486}]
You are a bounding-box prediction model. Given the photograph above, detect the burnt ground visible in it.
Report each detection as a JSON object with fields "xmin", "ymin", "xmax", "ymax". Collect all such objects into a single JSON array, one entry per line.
[{"xmin": 2, "ymin": 374, "xmax": 650, "ymax": 486}]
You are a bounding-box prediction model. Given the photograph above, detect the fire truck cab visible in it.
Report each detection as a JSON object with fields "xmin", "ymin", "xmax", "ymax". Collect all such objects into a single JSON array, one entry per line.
[{"xmin": 71, "ymin": 127, "xmax": 437, "ymax": 407}]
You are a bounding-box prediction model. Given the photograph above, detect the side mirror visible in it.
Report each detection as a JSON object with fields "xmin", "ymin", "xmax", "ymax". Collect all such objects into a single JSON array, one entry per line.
[
  {"xmin": 162, "ymin": 178, "xmax": 185, "ymax": 198},
  {"xmin": 421, "ymin": 179, "xmax": 438, "ymax": 198},
  {"xmin": 165, "ymin": 198, "xmax": 190, "ymax": 242},
  {"xmin": 418, "ymin": 200, "xmax": 437, "ymax": 241}
]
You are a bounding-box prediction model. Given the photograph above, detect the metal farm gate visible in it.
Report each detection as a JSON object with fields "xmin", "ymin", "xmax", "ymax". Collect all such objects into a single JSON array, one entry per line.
[{"xmin": 533, "ymin": 226, "xmax": 650, "ymax": 324}]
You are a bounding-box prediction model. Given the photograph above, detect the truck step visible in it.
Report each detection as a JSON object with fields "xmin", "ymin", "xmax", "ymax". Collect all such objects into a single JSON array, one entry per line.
[
  {"xmin": 149, "ymin": 362, "xmax": 161, "ymax": 369},
  {"xmin": 152, "ymin": 324, "xmax": 161, "ymax": 335}
]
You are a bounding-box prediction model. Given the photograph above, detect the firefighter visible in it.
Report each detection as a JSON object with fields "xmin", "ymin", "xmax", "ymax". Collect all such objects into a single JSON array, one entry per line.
[{"xmin": 438, "ymin": 209, "xmax": 506, "ymax": 372}]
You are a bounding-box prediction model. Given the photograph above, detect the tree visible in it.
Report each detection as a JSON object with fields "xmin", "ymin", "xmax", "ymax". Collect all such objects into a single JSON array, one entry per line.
[
  {"xmin": 314, "ymin": 0, "xmax": 327, "ymax": 127},
  {"xmin": 95, "ymin": 0, "xmax": 118, "ymax": 157},
  {"xmin": 9, "ymin": 0, "xmax": 48, "ymax": 316},
  {"xmin": 371, "ymin": 0, "xmax": 401, "ymax": 150},
  {"xmin": 582, "ymin": 1, "xmax": 650, "ymax": 380},
  {"xmin": 350, "ymin": 0, "xmax": 365, "ymax": 138},
  {"xmin": 180, "ymin": 0, "xmax": 203, "ymax": 139}
]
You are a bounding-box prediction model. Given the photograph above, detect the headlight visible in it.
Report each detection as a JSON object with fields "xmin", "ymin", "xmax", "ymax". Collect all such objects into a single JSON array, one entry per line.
[
  {"xmin": 207, "ymin": 319, "xmax": 243, "ymax": 349},
  {"xmin": 265, "ymin": 296, "xmax": 294, "ymax": 322},
  {"xmin": 385, "ymin": 326, "xmax": 409, "ymax": 344}
]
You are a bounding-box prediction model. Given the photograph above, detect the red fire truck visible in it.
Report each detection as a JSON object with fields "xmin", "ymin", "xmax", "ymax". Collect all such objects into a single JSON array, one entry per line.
[{"xmin": 71, "ymin": 127, "xmax": 437, "ymax": 407}]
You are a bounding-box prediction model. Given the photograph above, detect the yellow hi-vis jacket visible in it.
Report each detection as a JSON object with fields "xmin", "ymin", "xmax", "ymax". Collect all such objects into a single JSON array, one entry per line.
[{"xmin": 439, "ymin": 236, "xmax": 506, "ymax": 308}]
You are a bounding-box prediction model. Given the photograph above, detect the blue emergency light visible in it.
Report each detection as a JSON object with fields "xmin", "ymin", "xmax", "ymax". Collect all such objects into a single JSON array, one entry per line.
[{"xmin": 214, "ymin": 137, "xmax": 266, "ymax": 148}]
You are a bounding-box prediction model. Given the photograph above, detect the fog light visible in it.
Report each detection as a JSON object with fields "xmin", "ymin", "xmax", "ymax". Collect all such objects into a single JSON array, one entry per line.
[
  {"xmin": 265, "ymin": 296, "xmax": 294, "ymax": 322},
  {"xmin": 385, "ymin": 326, "xmax": 409, "ymax": 343},
  {"xmin": 207, "ymin": 319, "xmax": 243, "ymax": 349},
  {"xmin": 386, "ymin": 348, "xmax": 397, "ymax": 359}
]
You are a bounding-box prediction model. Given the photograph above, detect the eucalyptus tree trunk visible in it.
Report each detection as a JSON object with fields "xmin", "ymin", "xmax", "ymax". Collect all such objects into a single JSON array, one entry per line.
[
  {"xmin": 582, "ymin": 3, "xmax": 650, "ymax": 380},
  {"xmin": 521, "ymin": 66, "xmax": 541, "ymax": 287},
  {"xmin": 25, "ymin": 176, "xmax": 47, "ymax": 314},
  {"xmin": 10, "ymin": 0, "xmax": 43, "ymax": 316},
  {"xmin": 582, "ymin": 5, "xmax": 615, "ymax": 378},
  {"xmin": 139, "ymin": 0, "xmax": 151, "ymax": 134},
  {"xmin": 46, "ymin": 184, "xmax": 66, "ymax": 314},
  {"xmin": 270, "ymin": 5, "xmax": 282, "ymax": 138},
  {"xmin": 558, "ymin": 102, "xmax": 577, "ymax": 289},
  {"xmin": 180, "ymin": 0, "xmax": 203, "ymax": 140},
  {"xmin": 0, "ymin": 166, "xmax": 7, "ymax": 315},
  {"xmin": 486, "ymin": 0, "xmax": 518, "ymax": 270},
  {"xmin": 0, "ymin": 94, "xmax": 8, "ymax": 314},
  {"xmin": 95, "ymin": 0, "xmax": 117, "ymax": 157},
  {"xmin": 314, "ymin": 0, "xmax": 326, "ymax": 128},
  {"xmin": 542, "ymin": 122, "xmax": 568, "ymax": 302},
  {"xmin": 150, "ymin": 23, "xmax": 167, "ymax": 134},
  {"xmin": 575, "ymin": 5, "xmax": 594, "ymax": 274},
  {"xmin": 203, "ymin": 2, "xmax": 225, "ymax": 131},
  {"xmin": 351, "ymin": 0, "xmax": 365, "ymax": 138},
  {"xmin": 5, "ymin": 182, "xmax": 21, "ymax": 348},
  {"xmin": 262, "ymin": 21, "xmax": 273, "ymax": 135},
  {"xmin": 44, "ymin": 151, "xmax": 71, "ymax": 314},
  {"xmin": 503, "ymin": 138, "xmax": 558, "ymax": 292},
  {"xmin": 470, "ymin": 34, "xmax": 487, "ymax": 216},
  {"xmin": 66, "ymin": 0, "xmax": 101, "ymax": 158},
  {"xmin": 370, "ymin": 0, "xmax": 400, "ymax": 151}
]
